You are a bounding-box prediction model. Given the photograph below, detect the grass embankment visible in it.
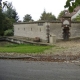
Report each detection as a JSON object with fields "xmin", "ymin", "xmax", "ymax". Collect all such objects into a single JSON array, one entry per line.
[{"xmin": 0, "ymin": 43, "xmax": 52, "ymax": 54}]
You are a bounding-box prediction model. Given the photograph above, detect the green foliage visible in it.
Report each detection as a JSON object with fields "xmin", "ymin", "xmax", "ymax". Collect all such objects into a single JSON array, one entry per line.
[
  {"xmin": 0, "ymin": 13, "xmax": 13, "ymax": 36},
  {"xmin": 4, "ymin": 29, "xmax": 13, "ymax": 36},
  {"xmin": 23, "ymin": 14, "xmax": 33, "ymax": 22},
  {"xmin": 0, "ymin": 1, "xmax": 18, "ymax": 36},
  {"xmin": 65, "ymin": 0, "xmax": 80, "ymax": 12},
  {"xmin": 40, "ymin": 10, "xmax": 56, "ymax": 20},
  {"xmin": 3, "ymin": 16, "xmax": 13, "ymax": 30},
  {"xmin": 0, "ymin": 10, "xmax": 5, "ymax": 35},
  {"xmin": 0, "ymin": 0, "xmax": 2, "ymax": 5},
  {"xmin": 0, "ymin": 14, "xmax": 13, "ymax": 36},
  {"xmin": 4, "ymin": 2, "xmax": 19, "ymax": 23},
  {"xmin": 57, "ymin": 10, "xmax": 64, "ymax": 20},
  {"xmin": 0, "ymin": 0, "xmax": 4, "ymax": 35},
  {"xmin": 72, "ymin": 14, "xmax": 80, "ymax": 21}
]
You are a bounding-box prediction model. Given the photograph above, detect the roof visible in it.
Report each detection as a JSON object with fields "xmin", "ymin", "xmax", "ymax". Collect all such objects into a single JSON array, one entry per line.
[
  {"xmin": 64, "ymin": 6, "xmax": 80, "ymax": 17},
  {"xmin": 14, "ymin": 20, "xmax": 61, "ymax": 25}
]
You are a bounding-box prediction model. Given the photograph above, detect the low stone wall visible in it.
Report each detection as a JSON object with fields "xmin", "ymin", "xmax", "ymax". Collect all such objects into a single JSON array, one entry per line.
[{"xmin": 0, "ymin": 37, "xmax": 49, "ymax": 45}]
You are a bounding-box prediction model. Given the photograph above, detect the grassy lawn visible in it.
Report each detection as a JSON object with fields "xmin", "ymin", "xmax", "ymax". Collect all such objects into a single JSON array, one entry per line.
[{"xmin": 0, "ymin": 43, "xmax": 52, "ymax": 54}]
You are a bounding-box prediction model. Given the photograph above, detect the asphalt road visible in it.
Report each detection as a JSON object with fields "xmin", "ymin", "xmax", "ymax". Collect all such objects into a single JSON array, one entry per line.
[{"xmin": 0, "ymin": 60, "xmax": 80, "ymax": 80}]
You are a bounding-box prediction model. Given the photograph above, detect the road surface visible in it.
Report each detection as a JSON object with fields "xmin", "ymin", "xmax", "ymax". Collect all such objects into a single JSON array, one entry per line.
[{"xmin": 0, "ymin": 60, "xmax": 80, "ymax": 80}]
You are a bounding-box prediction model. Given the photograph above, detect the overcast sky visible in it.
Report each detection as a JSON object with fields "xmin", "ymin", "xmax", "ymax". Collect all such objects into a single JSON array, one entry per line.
[{"xmin": 2, "ymin": 0, "xmax": 67, "ymax": 21}]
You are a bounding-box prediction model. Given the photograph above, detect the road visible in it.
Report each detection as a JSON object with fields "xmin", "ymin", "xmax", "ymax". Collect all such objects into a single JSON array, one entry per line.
[{"xmin": 0, "ymin": 60, "xmax": 80, "ymax": 80}]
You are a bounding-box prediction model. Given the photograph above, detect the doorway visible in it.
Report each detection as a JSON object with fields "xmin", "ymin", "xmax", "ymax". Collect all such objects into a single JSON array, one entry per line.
[{"xmin": 62, "ymin": 27, "xmax": 70, "ymax": 40}]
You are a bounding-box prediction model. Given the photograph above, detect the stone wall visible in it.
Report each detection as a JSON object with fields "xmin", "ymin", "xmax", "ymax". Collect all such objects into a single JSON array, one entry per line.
[
  {"xmin": 70, "ymin": 22, "xmax": 80, "ymax": 38},
  {"xmin": 49, "ymin": 22, "xmax": 62, "ymax": 39},
  {"xmin": 14, "ymin": 22, "xmax": 47, "ymax": 40},
  {"xmin": 14, "ymin": 21, "xmax": 80, "ymax": 41}
]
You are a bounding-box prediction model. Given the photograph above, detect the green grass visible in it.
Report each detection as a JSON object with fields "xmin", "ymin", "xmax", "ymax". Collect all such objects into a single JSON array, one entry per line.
[{"xmin": 0, "ymin": 44, "xmax": 52, "ymax": 54}]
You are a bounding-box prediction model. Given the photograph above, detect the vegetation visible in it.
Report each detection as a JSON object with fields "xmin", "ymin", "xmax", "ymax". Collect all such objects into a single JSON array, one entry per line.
[
  {"xmin": 65, "ymin": 0, "xmax": 80, "ymax": 12},
  {"xmin": 39, "ymin": 10, "xmax": 56, "ymax": 21},
  {"xmin": 3, "ymin": 2, "xmax": 19, "ymax": 23},
  {"xmin": 4, "ymin": 29, "xmax": 13, "ymax": 36},
  {"xmin": 57, "ymin": 10, "xmax": 64, "ymax": 20},
  {"xmin": 23, "ymin": 14, "xmax": 33, "ymax": 22},
  {"xmin": 0, "ymin": 43, "xmax": 52, "ymax": 53},
  {"xmin": 1, "ymin": 0, "xmax": 80, "ymax": 36},
  {"xmin": 0, "ymin": 1, "xmax": 18, "ymax": 36}
]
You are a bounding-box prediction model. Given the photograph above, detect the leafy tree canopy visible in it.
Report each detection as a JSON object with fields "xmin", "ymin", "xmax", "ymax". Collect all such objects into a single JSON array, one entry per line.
[
  {"xmin": 64, "ymin": 0, "xmax": 80, "ymax": 12},
  {"xmin": 0, "ymin": 0, "xmax": 6, "ymax": 35},
  {"xmin": 40, "ymin": 10, "xmax": 56, "ymax": 21},
  {"xmin": 57, "ymin": 10, "xmax": 64, "ymax": 20},
  {"xmin": 0, "ymin": 1, "xmax": 16, "ymax": 36},
  {"xmin": 3, "ymin": 2, "xmax": 19, "ymax": 23},
  {"xmin": 23, "ymin": 14, "xmax": 33, "ymax": 22}
]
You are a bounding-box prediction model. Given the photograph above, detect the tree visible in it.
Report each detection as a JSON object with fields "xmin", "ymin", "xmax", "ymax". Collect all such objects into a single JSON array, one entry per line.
[
  {"xmin": 3, "ymin": 2, "xmax": 14, "ymax": 36},
  {"xmin": 40, "ymin": 10, "xmax": 56, "ymax": 20},
  {"xmin": 0, "ymin": 12, "xmax": 5, "ymax": 35},
  {"xmin": 3, "ymin": 16, "xmax": 13, "ymax": 30},
  {"xmin": 64, "ymin": 0, "xmax": 80, "ymax": 12},
  {"xmin": 23, "ymin": 14, "xmax": 33, "ymax": 22},
  {"xmin": 40, "ymin": 10, "xmax": 46, "ymax": 20},
  {"xmin": 0, "ymin": 0, "xmax": 6, "ymax": 35},
  {"xmin": 4, "ymin": 2, "xmax": 19, "ymax": 23},
  {"xmin": 0, "ymin": 1, "xmax": 14, "ymax": 36},
  {"xmin": 0, "ymin": 0, "xmax": 1, "ymax": 5},
  {"xmin": 57, "ymin": 10, "xmax": 64, "ymax": 20}
]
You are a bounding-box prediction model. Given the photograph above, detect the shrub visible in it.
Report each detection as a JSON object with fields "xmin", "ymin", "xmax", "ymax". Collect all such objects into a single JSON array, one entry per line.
[{"xmin": 4, "ymin": 29, "xmax": 13, "ymax": 36}]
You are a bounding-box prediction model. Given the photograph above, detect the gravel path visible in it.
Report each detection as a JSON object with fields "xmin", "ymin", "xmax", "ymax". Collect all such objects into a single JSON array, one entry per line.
[
  {"xmin": 44, "ymin": 40, "xmax": 80, "ymax": 56},
  {"xmin": 56, "ymin": 40, "xmax": 80, "ymax": 55}
]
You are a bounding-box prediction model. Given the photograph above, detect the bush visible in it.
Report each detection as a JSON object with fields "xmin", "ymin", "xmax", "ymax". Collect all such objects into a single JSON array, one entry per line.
[{"xmin": 4, "ymin": 29, "xmax": 13, "ymax": 36}]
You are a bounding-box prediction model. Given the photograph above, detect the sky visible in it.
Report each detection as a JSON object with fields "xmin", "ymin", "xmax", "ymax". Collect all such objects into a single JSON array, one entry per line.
[{"xmin": 2, "ymin": 0, "xmax": 67, "ymax": 21}]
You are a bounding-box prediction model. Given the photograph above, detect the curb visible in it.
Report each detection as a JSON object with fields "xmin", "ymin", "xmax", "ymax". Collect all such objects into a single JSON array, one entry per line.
[
  {"xmin": 0, "ymin": 55, "xmax": 80, "ymax": 62},
  {"xmin": 0, "ymin": 56, "xmax": 32, "ymax": 59}
]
